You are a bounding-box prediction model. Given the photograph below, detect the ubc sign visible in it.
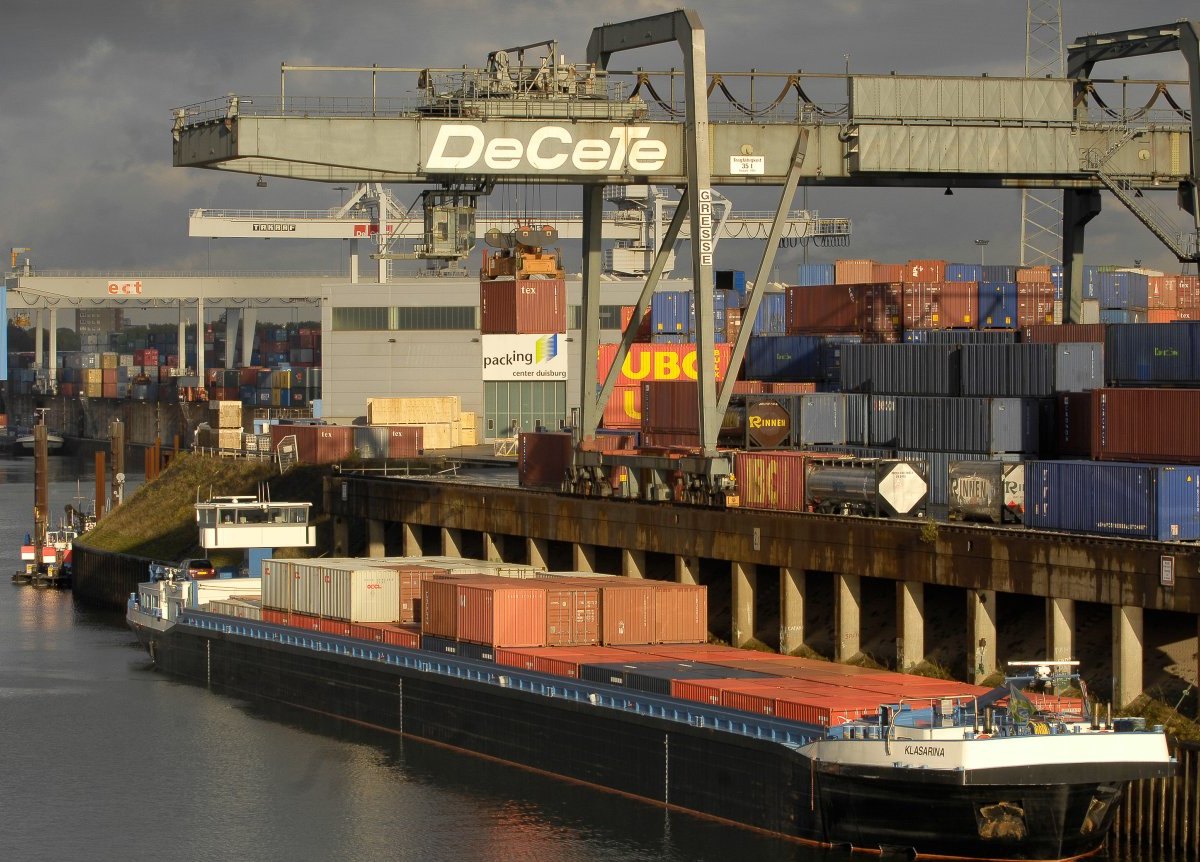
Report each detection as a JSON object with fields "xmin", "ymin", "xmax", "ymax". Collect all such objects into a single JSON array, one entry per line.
[
  {"xmin": 425, "ymin": 124, "xmax": 670, "ymax": 174},
  {"xmin": 481, "ymin": 334, "xmax": 569, "ymax": 381}
]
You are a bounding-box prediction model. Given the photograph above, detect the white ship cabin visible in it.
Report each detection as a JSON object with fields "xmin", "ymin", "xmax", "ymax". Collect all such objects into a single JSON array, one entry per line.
[{"xmin": 196, "ymin": 495, "xmax": 315, "ymax": 550}]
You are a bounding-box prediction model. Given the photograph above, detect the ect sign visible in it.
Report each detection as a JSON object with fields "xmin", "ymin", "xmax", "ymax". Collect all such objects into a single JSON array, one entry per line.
[
  {"xmin": 106, "ymin": 280, "xmax": 144, "ymax": 295},
  {"xmin": 425, "ymin": 124, "xmax": 669, "ymax": 174}
]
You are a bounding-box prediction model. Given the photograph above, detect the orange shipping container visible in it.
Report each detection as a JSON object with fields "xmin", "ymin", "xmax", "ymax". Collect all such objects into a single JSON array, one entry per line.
[
  {"xmin": 421, "ymin": 578, "xmax": 458, "ymax": 638},
  {"xmin": 1016, "ymin": 265, "xmax": 1053, "ymax": 284},
  {"xmin": 602, "ymin": 385, "xmax": 642, "ymax": 428},
  {"xmin": 545, "ymin": 584, "xmax": 600, "ymax": 646},
  {"xmin": 1148, "ymin": 308, "xmax": 1181, "ymax": 323},
  {"xmin": 835, "ymin": 259, "xmax": 876, "ymax": 285},
  {"xmin": 940, "ymin": 281, "xmax": 977, "ymax": 328},
  {"xmin": 599, "ymin": 583, "xmax": 655, "ymax": 645},
  {"xmin": 456, "ymin": 581, "xmax": 548, "ymax": 648},
  {"xmin": 652, "ymin": 583, "xmax": 707, "ymax": 643},
  {"xmin": 871, "ymin": 263, "xmax": 905, "ymax": 283},
  {"xmin": 1148, "ymin": 276, "xmax": 1180, "ymax": 309}
]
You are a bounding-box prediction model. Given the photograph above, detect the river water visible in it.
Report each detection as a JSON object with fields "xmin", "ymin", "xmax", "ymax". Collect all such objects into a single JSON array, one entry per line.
[{"xmin": 0, "ymin": 454, "xmax": 838, "ymax": 862}]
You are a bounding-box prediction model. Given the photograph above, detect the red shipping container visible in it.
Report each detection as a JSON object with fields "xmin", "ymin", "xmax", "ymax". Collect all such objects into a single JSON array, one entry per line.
[
  {"xmin": 1179, "ymin": 276, "xmax": 1200, "ymax": 309},
  {"xmin": 597, "ymin": 343, "xmax": 733, "ymax": 387},
  {"xmin": 599, "ymin": 583, "xmax": 656, "ymax": 645},
  {"xmin": 835, "ymin": 259, "xmax": 876, "ymax": 285},
  {"xmin": 480, "ymin": 278, "xmax": 566, "ymax": 334},
  {"xmin": 456, "ymin": 581, "xmax": 548, "ymax": 648},
  {"xmin": 652, "ymin": 582, "xmax": 707, "ymax": 643},
  {"xmin": 940, "ymin": 281, "xmax": 978, "ymax": 329},
  {"xmin": 762, "ymin": 382, "xmax": 818, "ymax": 394},
  {"xmin": 1148, "ymin": 276, "xmax": 1180, "ymax": 309},
  {"xmin": 732, "ymin": 380, "xmax": 766, "ymax": 394},
  {"xmin": 902, "ymin": 282, "xmax": 944, "ymax": 330},
  {"xmin": 602, "ymin": 385, "xmax": 642, "ymax": 428},
  {"xmin": 349, "ymin": 623, "xmax": 386, "ymax": 643},
  {"xmin": 386, "ymin": 426, "xmax": 424, "ymax": 458},
  {"xmin": 1054, "ymin": 391, "xmax": 1092, "ymax": 456},
  {"xmin": 545, "ymin": 584, "xmax": 600, "ymax": 646},
  {"xmin": 671, "ymin": 679, "xmax": 727, "ymax": 705},
  {"xmin": 721, "ymin": 683, "xmax": 787, "ymax": 716},
  {"xmin": 787, "ymin": 284, "xmax": 861, "ymax": 333},
  {"xmin": 518, "ymin": 431, "xmax": 573, "ymax": 489},
  {"xmin": 262, "ymin": 608, "xmax": 289, "ymax": 625},
  {"xmin": 421, "ymin": 578, "xmax": 458, "ymax": 638},
  {"xmin": 734, "ymin": 450, "xmax": 835, "ymax": 513},
  {"xmin": 1092, "ymin": 388, "xmax": 1200, "ymax": 463},
  {"xmin": 379, "ymin": 624, "xmax": 421, "ymax": 648},
  {"xmin": 578, "ymin": 431, "xmax": 637, "ymax": 453},
  {"xmin": 269, "ymin": 424, "xmax": 354, "ymax": 464},
  {"xmin": 641, "ymin": 432, "xmax": 702, "ymax": 449},
  {"xmin": 903, "ymin": 260, "xmax": 947, "ymax": 283},
  {"xmin": 1023, "ymin": 323, "xmax": 1105, "ymax": 344},
  {"xmin": 1016, "ymin": 282, "xmax": 1056, "ymax": 327},
  {"xmin": 641, "ymin": 380, "xmax": 699, "ymax": 434},
  {"xmin": 860, "ymin": 283, "xmax": 903, "ymax": 337}
]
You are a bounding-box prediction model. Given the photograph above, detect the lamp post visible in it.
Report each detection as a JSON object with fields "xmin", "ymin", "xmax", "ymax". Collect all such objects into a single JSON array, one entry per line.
[{"xmin": 974, "ymin": 239, "xmax": 990, "ymax": 267}]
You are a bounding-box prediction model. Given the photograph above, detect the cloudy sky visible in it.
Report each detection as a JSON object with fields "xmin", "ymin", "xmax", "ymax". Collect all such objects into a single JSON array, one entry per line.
[{"xmin": 1, "ymin": 0, "xmax": 1194, "ymax": 279}]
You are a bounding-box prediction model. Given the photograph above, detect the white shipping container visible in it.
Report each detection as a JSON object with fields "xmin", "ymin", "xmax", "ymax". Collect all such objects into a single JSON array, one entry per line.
[
  {"xmin": 261, "ymin": 558, "xmax": 296, "ymax": 611},
  {"xmin": 318, "ymin": 567, "xmax": 401, "ymax": 623}
]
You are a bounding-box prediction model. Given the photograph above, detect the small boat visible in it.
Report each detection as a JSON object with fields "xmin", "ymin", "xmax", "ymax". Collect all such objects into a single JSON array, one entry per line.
[{"xmin": 14, "ymin": 429, "xmax": 64, "ymax": 455}]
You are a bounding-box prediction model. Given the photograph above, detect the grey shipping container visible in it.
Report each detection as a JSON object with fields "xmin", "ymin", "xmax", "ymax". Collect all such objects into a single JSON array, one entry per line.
[
  {"xmin": 900, "ymin": 451, "xmax": 990, "ymax": 508},
  {"xmin": 798, "ymin": 393, "xmax": 847, "ymax": 445},
  {"xmin": 894, "ymin": 396, "xmax": 1041, "ymax": 455},
  {"xmin": 846, "ymin": 393, "xmax": 898, "ymax": 447},
  {"xmin": 959, "ymin": 342, "xmax": 1101, "ymax": 397},
  {"xmin": 353, "ymin": 426, "xmax": 391, "ymax": 458},
  {"xmin": 840, "ymin": 344, "xmax": 961, "ymax": 396}
]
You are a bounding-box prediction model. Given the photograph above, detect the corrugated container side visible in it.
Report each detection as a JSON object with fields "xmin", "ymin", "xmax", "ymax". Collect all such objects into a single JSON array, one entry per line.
[
  {"xmin": 545, "ymin": 585, "xmax": 600, "ymax": 646},
  {"xmin": 480, "ymin": 278, "xmax": 567, "ymax": 334},
  {"xmin": 1021, "ymin": 323, "xmax": 1105, "ymax": 344},
  {"xmin": 946, "ymin": 263, "xmax": 983, "ymax": 282},
  {"xmin": 641, "ymin": 380, "xmax": 699, "ymax": 434},
  {"xmin": 320, "ymin": 569, "xmax": 401, "ymax": 623},
  {"xmin": 959, "ymin": 344, "xmax": 1055, "ymax": 397},
  {"xmin": 796, "ymin": 263, "xmax": 835, "ymax": 287},
  {"xmin": 904, "ymin": 260, "xmax": 948, "ymax": 283},
  {"xmin": 787, "ymin": 285, "xmax": 861, "ymax": 333},
  {"xmin": 1093, "ymin": 388, "xmax": 1200, "ymax": 463},
  {"xmin": 1105, "ymin": 322, "xmax": 1196, "ymax": 386},
  {"xmin": 894, "ymin": 396, "xmax": 1040, "ymax": 454},
  {"xmin": 745, "ymin": 335, "xmax": 824, "ymax": 381},
  {"xmin": 518, "ymin": 431, "xmax": 573, "ymax": 489},
  {"xmin": 979, "ymin": 282, "xmax": 1018, "ymax": 328},
  {"xmin": 652, "ymin": 583, "xmax": 707, "ymax": 643},
  {"xmin": 602, "ymin": 385, "xmax": 642, "ymax": 428},
  {"xmin": 748, "ymin": 293, "xmax": 789, "ymax": 336},
  {"xmin": 872, "ymin": 263, "xmax": 905, "ymax": 283},
  {"xmin": 940, "ymin": 281, "xmax": 977, "ymax": 328},
  {"xmin": 421, "ymin": 577, "xmax": 458, "ymax": 638},
  {"xmin": 456, "ymin": 582, "xmax": 548, "ymax": 648},
  {"xmin": 599, "ymin": 583, "xmax": 655, "ymax": 645},
  {"xmin": 733, "ymin": 450, "xmax": 815, "ymax": 512},
  {"xmin": 840, "ymin": 344, "xmax": 961, "ymax": 396},
  {"xmin": 261, "ymin": 558, "xmax": 295, "ymax": 611},
  {"xmin": 596, "ymin": 343, "xmax": 733, "ymax": 386},
  {"xmin": 798, "ymin": 393, "xmax": 848, "ymax": 445},
  {"xmin": 1054, "ymin": 342, "xmax": 1104, "ymax": 392},
  {"xmin": 835, "ymin": 259, "xmax": 876, "ymax": 285},
  {"xmin": 353, "ymin": 426, "xmax": 390, "ymax": 459}
]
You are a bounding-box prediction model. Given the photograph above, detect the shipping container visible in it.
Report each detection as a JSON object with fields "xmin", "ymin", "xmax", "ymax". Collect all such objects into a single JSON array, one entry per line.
[
  {"xmin": 893, "ymin": 396, "xmax": 1041, "ymax": 455},
  {"xmin": 1105, "ymin": 322, "xmax": 1198, "ymax": 386},
  {"xmin": 804, "ymin": 457, "xmax": 929, "ymax": 517},
  {"xmin": 579, "ymin": 660, "xmax": 769, "ymax": 696},
  {"xmin": 747, "ymin": 293, "xmax": 789, "ymax": 336},
  {"xmin": 653, "ymin": 583, "xmax": 707, "ymax": 643},
  {"xmin": 734, "ymin": 450, "xmax": 831, "ymax": 513},
  {"xmin": 721, "ymin": 394, "xmax": 801, "ymax": 449},
  {"xmin": 1025, "ymin": 460, "xmax": 1200, "ymax": 541},
  {"xmin": 846, "ymin": 394, "xmax": 898, "ymax": 447},
  {"xmin": 599, "ymin": 583, "xmax": 655, "ymax": 645},
  {"xmin": 904, "ymin": 260, "xmax": 948, "ymax": 283},
  {"xmin": 1092, "ymin": 388, "xmax": 1200, "ymax": 463},
  {"xmin": 602, "ymin": 385, "xmax": 642, "ymax": 428},
  {"xmin": 269, "ymin": 424, "xmax": 354, "ymax": 464},
  {"xmin": 946, "ymin": 460, "xmax": 1025, "ymax": 523},
  {"xmin": 641, "ymin": 380, "xmax": 700, "ymax": 434},
  {"xmin": 787, "ymin": 284, "xmax": 861, "ymax": 333},
  {"xmin": 745, "ymin": 335, "xmax": 825, "ymax": 381},
  {"xmin": 984, "ymin": 266, "xmax": 1019, "ymax": 284},
  {"xmin": 798, "ymin": 393, "xmax": 848, "ymax": 445},
  {"xmin": 480, "ymin": 277, "xmax": 567, "ymax": 334},
  {"xmin": 840, "ymin": 344, "xmax": 961, "ymax": 396},
  {"xmin": 316, "ymin": 566, "xmax": 401, "ymax": 623},
  {"xmin": 518, "ymin": 431, "xmax": 573, "ymax": 489},
  {"xmin": 945, "ymin": 263, "xmax": 983, "ymax": 283},
  {"xmin": 455, "ymin": 580, "xmax": 548, "ymax": 647},
  {"xmin": 979, "ymin": 282, "xmax": 1018, "ymax": 328},
  {"xmin": 835, "ymin": 259, "xmax": 876, "ymax": 285},
  {"xmin": 386, "ymin": 426, "xmax": 424, "ymax": 458},
  {"xmin": 596, "ymin": 343, "xmax": 733, "ymax": 387},
  {"xmin": 901, "ymin": 282, "xmax": 944, "ymax": 330},
  {"xmin": 1022, "ymin": 323, "xmax": 1106, "ymax": 344},
  {"xmin": 796, "ymin": 263, "xmax": 835, "ymax": 287},
  {"xmin": 545, "ymin": 582, "xmax": 600, "ymax": 646}
]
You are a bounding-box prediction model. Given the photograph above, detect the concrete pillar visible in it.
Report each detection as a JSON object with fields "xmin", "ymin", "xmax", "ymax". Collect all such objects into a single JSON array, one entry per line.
[
  {"xmin": 332, "ymin": 517, "xmax": 349, "ymax": 557},
  {"xmin": 483, "ymin": 532, "xmax": 501, "ymax": 563},
  {"xmin": 572, "ymin": 543, "xmax": 595, "ymax": 573},
  {"xmin": 836, "ymin": 573, "xmax": 861, "ymax": 663},
  {"xmin": 47, "ymin": 308, "xmax": 57, "ymax": 386},
  {"xmin": 196, "ymin": 294, "xmax": 204, "ymax": 387},
  {"xmin": 34, "ymin": 308, "xmax": 43, "ymax": 369},
  {"xmin": 674, "ymin": 554, "xmax": 699, "ymax": 585},
  {"xmin": 970, "ymin": 589, "xmax": 998, "ymax": 684},
  {"xmin": 441, "ymin": 527, "xmax": 462, "ymax": 558},
  {"xmin": 1112, "ymin": 605, "xmax": 1144, "ymax": 708},
  {"xmin": 241, "ymin": 308, "xmax": 257, "ymax": 369},
  {"xmin": 1047, "ymin": 597, "xmax": 1076, "ymax": 663},
  {"xmin": 177, "ymin": 303, "xmax": 187, "ymax": 371},
  {"xmin": 401, "ymin": 522, "xmax": 421, "ymax": 557},
  {"xmin": 349, "ymin": 238, "xmax": 360, "ymax": 284},
  {"xmin": 732, "ymin": 562, "xmax": 756, "ymax": 648},
  {"xmin": 621, "ymin": 549, "xmax": 646, "ymax": 579},
  {"xmin": 224, "ymin": 309, "xmax": 239, "ymax": 368},
  {"xmin": 780, "ymin": 566, "xmax": 805, "ymax": 655},
  {"xmin": 527, "ymin": 537, "xmax": 549, "ymax": 571},
  {"xmin": 897, "ymin": 580, "xmax": 925, "ymax": 671},
  {"xmin": 366, "ymin": 519, "xmax": 385, "ymax": 558}
]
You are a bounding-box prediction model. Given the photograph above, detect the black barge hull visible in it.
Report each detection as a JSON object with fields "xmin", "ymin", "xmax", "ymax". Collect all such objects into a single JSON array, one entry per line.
[{"xmin": 145, "ymin": 617, "xmax": 1127, "ymax": 861}]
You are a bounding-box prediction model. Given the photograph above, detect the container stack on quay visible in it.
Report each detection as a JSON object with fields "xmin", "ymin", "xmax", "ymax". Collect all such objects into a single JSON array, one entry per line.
[
  {"xmin": 212, "ymin": 553, "xmax": 1001, "ymax": 727},
  {"xmin": 10, "ymin": 322, "xmax": 321, "ymax": 405},
  {"xmin": 510, "ymin": 259, "xmax": 1200, "ymax": 540},
  {"xmin": 364, "ymin": 395, "xmax": 478, "ymax": 452}
]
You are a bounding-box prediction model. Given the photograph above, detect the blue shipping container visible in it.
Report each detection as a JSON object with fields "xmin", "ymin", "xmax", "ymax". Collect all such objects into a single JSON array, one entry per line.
[
  {"xmin": 796, "ymin": 263, "xmax": 835, "ymax": 287},
  {"xmin": 746, "ymin": 335, "xmax": 825, "ymax": 381},
  {"xmin": 979, "ymin": 283, "xmax": 1018, "ymax": 328},
  {"xmin": 1104, "ymin": 322, "xmax": 1197, "ymax": 385},
  {"xmin": 749, "ymin": 293, "xmax": 789, "ymax": 336},
  {"xmin": 1025, "ymin": 460, "xmax": 1200, "ymax": 540},
  {"xmin": 946, "ymin": 263, "xmax": 983, "ymax": 282},
  {"xmin": 981, "ymin": 265, "xmax": 1017, "ymax": 284},
  {"xmin": 1098, "ymin": 271, "xmax": 1149, "ymax": 310}
]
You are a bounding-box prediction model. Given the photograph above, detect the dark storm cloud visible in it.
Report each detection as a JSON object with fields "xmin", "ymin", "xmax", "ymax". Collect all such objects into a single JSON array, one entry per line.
[{"xmin": 0, "ymin": 0, "xmax": 1193, "ymax": 275}]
